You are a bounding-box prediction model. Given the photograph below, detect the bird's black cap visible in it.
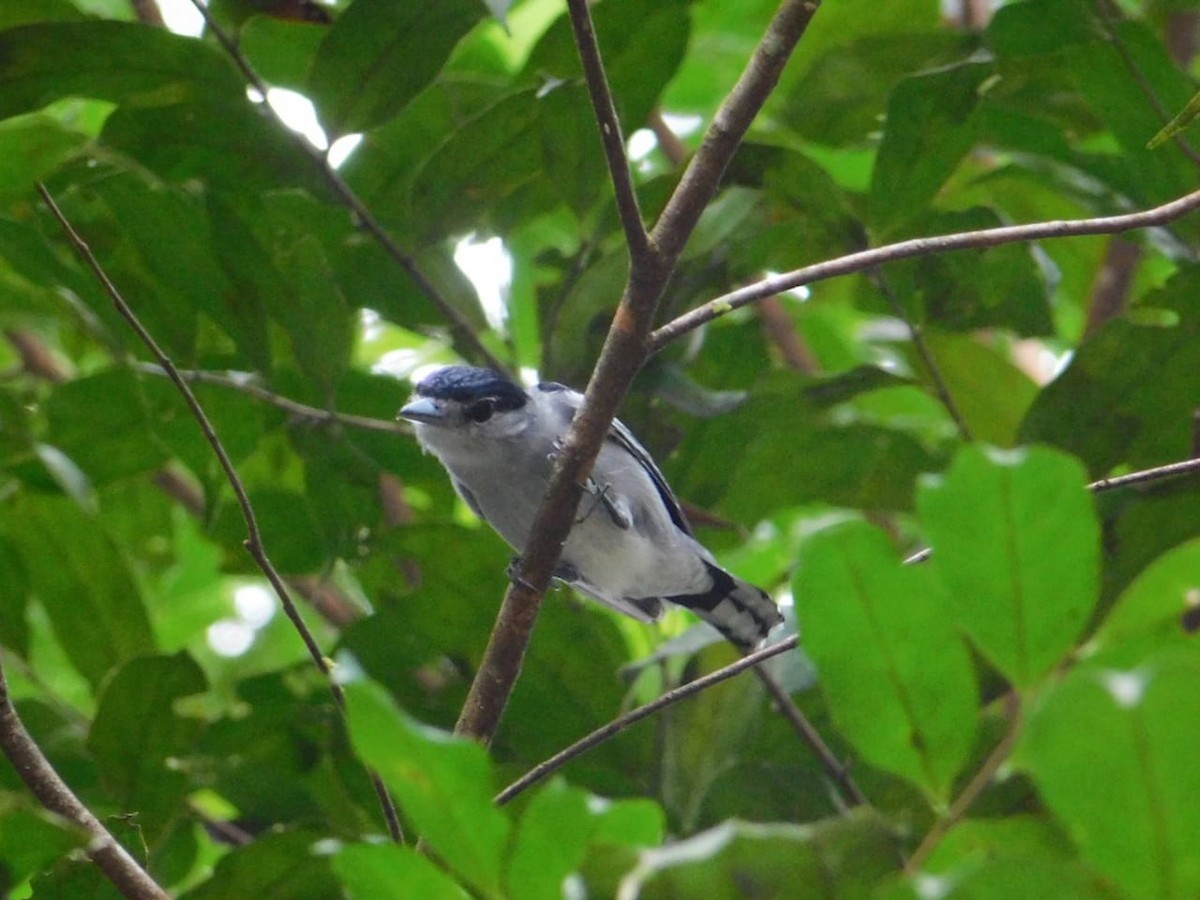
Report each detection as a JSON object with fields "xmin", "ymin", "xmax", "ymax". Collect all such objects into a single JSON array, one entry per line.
[{"xmin": 415, "ymin": 366, "xmax": 528, "ymax": 411}]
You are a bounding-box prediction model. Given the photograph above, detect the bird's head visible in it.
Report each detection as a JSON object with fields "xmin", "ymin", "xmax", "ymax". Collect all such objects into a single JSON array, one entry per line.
[{"xmin": 399, "ymin": 366, "xmax": 532, "ymax": 449}]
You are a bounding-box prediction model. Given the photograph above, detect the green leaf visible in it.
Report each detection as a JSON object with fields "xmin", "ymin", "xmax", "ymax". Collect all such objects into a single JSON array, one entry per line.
[
  {"xmin": 0, "ymin": 22, "xmax": 242, "ymax": 121},
  {"xmin": 506, "ymin": 781, "xmax": 594, "ymax": 900},
  {"xmin": 333, "ymin": 842, "xmax": 470, "ymax": 900},
  {"xmin": 524, "ymin": 0, "xmax": 690, "ymax": 131},
  {"xmin": 660, "ymin": 644, "xmax": 767, "ymax": 830},
  {"xmin": 308, "ymin": 0, "xmax": 486, "ymax": 135},
  {"xmin": 1020, "ymin": 266, "xmax": 1200, "ymax": 476},
  {"xmin": 0, "ymin": 537, "xmax": 30, "ymax": 655},
  {"xmin": 870, "ymin": 61, "xmax": 992, "ymax": 236},
  {"xmin": 185, "ymin": 830, "xmax": 341, "ymax": 899},
  {"xmin": 1019, "ymin": 650, "xmax": 1200, "ymax": 900},
  {"xmin": 343, "ymin": 681, "xmax": 510, "ymax": 896},
  {"xmin": 918, "ymin": 446, "xmax": 1099, "ymax": 689},
  {"xmin": 881, "ymin": 207, "xmax": 1054, "ymax": 337},
  {"xmin": 619, "ymin": 814, "xmax": 900, "ymax": 899},
  {"xmin": 917, "ymin": 331, "xmax": 1039, "ymax": 445},
  {"xmin": 0, "ymin": 114, "xmax": 85, "ymax": 199},
  {"xmin": 1092, "ymin": 538, "xmax": 1200, "ymax": 664},
  {"xmin": 794, "ymin": 520, "xmax": 977, "ymax": 800},
  {"xmin": 87, "ymin": 654, "xmax": 206, "ymax": 839},
  {"xmin": 5, "ymin": 494, "xmax": 155, "ymax": 689}
]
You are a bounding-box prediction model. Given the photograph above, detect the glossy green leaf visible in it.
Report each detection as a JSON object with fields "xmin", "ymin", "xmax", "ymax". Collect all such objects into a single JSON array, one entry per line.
[
  {"xmin": 918, "ymin": 446, "xmax": 1099, "ymax": 688},
  {"xmin": 308, "ymin": 0, "xmax": 485, "ymax": 135},
  {"xmin": 794, "ymin": 521, "xmax": 977, "ymax": 799},
  {"xmin": 1019, "ymin": 650, "xmax": 1200, "ymax": 900},
  {"xmin": 344, "ymin": 681, "xmax": 510, "ymax": 896}
]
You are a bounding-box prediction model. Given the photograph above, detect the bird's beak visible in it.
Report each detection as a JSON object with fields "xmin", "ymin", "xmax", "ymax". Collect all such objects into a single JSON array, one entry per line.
[{"xmin": 398, "ymin": 397, "xmax": 446, "ymax": 425}]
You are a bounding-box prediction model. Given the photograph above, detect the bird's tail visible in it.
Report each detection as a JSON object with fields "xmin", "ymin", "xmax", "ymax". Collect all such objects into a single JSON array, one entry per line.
[{"xmin": 666, "ymin": 561, "xmax": 783, "ymax": 650}]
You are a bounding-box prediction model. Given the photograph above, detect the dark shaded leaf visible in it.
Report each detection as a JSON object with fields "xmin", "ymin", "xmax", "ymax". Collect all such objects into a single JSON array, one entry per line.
[
  {"xmin": 870, "ymin": 61, "xmax": 992, "ymax": 236},
  {"xmin": 87, "ymin": 654, "xmax": 206, "ymax": 840},
  {"xmin": 308, "ymin": 0, "xmax": 485, "ymax": 135}
]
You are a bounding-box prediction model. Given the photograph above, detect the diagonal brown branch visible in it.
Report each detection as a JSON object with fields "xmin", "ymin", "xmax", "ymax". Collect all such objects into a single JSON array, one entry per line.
[
  {"xmin": 0, "ymin": 664, "xmax": 169, "ymax": 899},
  {"xmin": 453, "ymin": 0, "xmax": 823, "ymax": 745},
  {"xmin": 651, "ymin": 186, "xmax": 1200, "ymax": 348},
  {"xmin": 38, "ymin": 185, "xmax": 405, "ymax": 845}
]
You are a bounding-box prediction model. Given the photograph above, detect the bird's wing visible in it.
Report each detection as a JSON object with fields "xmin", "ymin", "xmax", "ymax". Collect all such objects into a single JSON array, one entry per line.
[{"xmin": 535, "ymin": 382, "xmax": 694, "ymax": 537}]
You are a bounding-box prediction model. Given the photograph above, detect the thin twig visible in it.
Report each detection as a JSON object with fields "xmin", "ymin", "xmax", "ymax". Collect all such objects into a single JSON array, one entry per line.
[
  {"xmin": 452, "ymin": 0, "xmax": 822, "ymax": 746},
  {"xmin": 651, "ymin": 0, "xmax": 822, "ymax": 261},
  {"xmin": 906, "ymin": 695, "xmax": 1023, "ymax": 872},
  {"xmin": 0, "ymin": 663, "xmax": 169, "ymax": 900},
  {"xmin": 566, "ymin": 0, "xmax": 649, "ymax": 258},
  {"xmin": 1095, "ymin": 0, "xmax": 1200, "ymax": 167},
  {"xmin": 651, "ymin": 186, "xmax": 1200, "ymax": 349},
  {"xmin": 134, "ymin": 363, "xmax": 408, "ymax": 434},
  {"xmin": 495, "ymin": 637, "xmax": 798, "ymax": 805},
  {"xmin": 751, "ymin": 663, "xmax": 868, "ymax": 808},
  {"xmin": 38, "ymin": 185, "xmax": 406, "ymax": 845},
  {"xmin": 1087, "ymin": 454, "xmax": 1200, "ymax": 492},
  {"xmin": 876, "ymin": 273, "xmax": 973, "ymax": 442},
  {"xmin": 185, "ymin": 0, "xmax": 506, "ymax": 374}
]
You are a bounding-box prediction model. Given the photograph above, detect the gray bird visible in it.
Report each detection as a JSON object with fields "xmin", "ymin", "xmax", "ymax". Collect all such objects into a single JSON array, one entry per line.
[{"xmin": 399, "ymin": 365, "xmax": 782, "ymax": 649}]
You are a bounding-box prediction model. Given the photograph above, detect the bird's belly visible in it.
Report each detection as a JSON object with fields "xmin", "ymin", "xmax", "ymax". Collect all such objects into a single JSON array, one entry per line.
[{"xmin": 562, "ymin": 513, "xmax": 697, "ymax": 600}]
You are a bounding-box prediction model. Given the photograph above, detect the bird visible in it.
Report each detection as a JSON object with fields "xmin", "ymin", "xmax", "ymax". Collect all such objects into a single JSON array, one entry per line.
[{"xmin": 398, "ymin": 365, "xmax": 782, "ymax": 650}]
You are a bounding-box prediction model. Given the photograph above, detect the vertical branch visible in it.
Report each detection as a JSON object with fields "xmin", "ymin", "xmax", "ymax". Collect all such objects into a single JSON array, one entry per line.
[
  {"xmin": 0, "ymin": 664, "xmax": 170, "ymax": 900},
  {"xmin": 566, "ymin": 0, "xmax": 649, "ymax": 258},
  {"xmin": 453, "ymin": 0, "xmax": 823, "ymax": 744}
]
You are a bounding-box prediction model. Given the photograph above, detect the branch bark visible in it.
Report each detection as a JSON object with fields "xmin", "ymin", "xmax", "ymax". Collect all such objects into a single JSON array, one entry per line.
[
  {"xmin": 454, "ymin": 0, "xmax": 823, "ymax": 744},
  {"xmin": 0, "ymin": 664, "xmax": 169, "ymax": 900},
  {"xmin": 38, "ymin": 185, "xmax": 405, "ymax": 845},
  {"xmin": 651, "ymin": 186, "xmax": 1200, "ymax": 349}
]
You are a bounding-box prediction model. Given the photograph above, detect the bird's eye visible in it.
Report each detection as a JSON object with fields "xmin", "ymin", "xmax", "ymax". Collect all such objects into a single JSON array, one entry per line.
[{"xmin": 465, "ymin": 398, "xmax": 496, "ymax": 423}]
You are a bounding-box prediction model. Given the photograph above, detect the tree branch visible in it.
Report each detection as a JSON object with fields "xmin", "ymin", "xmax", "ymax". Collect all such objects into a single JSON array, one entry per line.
[
  {"xmin": 651, "ymin": 186, "xmax": 1200, "ymax": 349},
  {"xmin": 184, "ymin": 0, "xmax": 506, "ymax": 374},
  {"xmin": 494, "ymin": 636, "xmax": 798, "ymax": 805},
  {"xmin": 566, "ymin": 0, "xmax": 648, "ymax": 258},
  {"xmin": 651, "ymin": 0, "xmax": 822, "ymax": 262},
  {"xmin": 38, "ymin": 185, "xmax": 405, "ymax": 845},
  {"xmin": 0, "ymin": 663, "xmax": 169, "ymax": 900},
  {"xmin": 452, "ymin": 0, "xmax": 822, "ymax": 745}
]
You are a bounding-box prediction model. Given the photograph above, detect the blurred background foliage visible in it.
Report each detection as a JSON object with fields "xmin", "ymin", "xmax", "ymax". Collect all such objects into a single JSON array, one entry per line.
[{"xmin": 0, "ymin": 0, "xmax": 1198, "ymax": 896}]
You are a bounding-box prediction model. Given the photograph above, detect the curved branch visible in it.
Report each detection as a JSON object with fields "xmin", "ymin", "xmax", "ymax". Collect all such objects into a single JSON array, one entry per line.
[
  {"xmin": 453, "ymin": 0, "xmax": 822, "ymax": 745},
  {"xmin": 651, "ymin": 187, "xmax": 1200, "ymax": 349},
  {"xmin": 0, "ymin": 664, "xmax": 169, "ymax": 900},
  {"xmin": 38, "ymin": 185, "xmax": 405, "ymax": 845}
]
